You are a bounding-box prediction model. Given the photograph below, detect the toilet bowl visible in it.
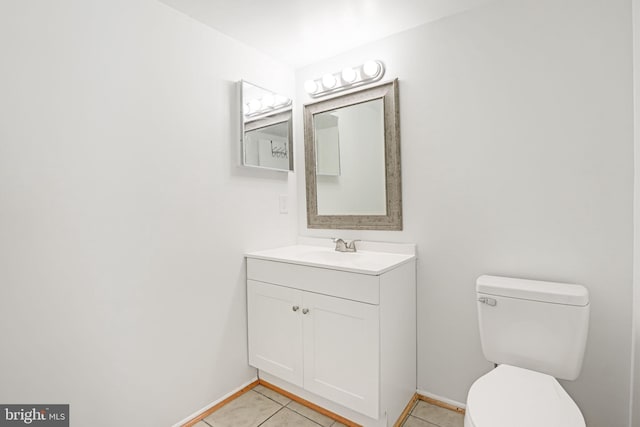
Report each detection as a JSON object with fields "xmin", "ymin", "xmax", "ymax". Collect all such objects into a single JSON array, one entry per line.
[
  {"xmin": 467, "ymin": 275, "xmax": 590, "ymax": 427},
  {"xmin": 464, "ymin": 364, "xmax": 585, "ymax": 427}
]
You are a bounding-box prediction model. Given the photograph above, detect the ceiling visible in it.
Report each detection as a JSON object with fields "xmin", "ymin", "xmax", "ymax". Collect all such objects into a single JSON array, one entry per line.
[{"xmin": 158, "ymin": 0, "xmax": 495, "ymax": 68}]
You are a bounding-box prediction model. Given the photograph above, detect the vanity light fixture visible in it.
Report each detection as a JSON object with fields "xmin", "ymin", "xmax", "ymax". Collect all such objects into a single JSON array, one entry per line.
[
  {"xmin": 322, "ymin": 73, "xmax": 337, "ymax": 89},
  {"xmin": 261, "ymin": 94, "xmax": 275, "ymax": 109},
  {"xmin": 244, "ymin": 95, "xmax": 292, "ymax": 118},
  {"xmin": 304, "ymin": 60, "xmax": 385, "ymax": 98},
  {"xmin": 304, "ymin": 80, "xmax": 319, "ymax": 94},
  {"xmin": 274, "ymin": 95, "xmax": 290, "ymax": 106},
  {"xmin": 362, "ymin": 60, "xmax": 381, "ymax": 77},
  {"xmin": 247, "ymin": 99, "xmax": 262, "ymax": 114},
  {"xmin": 341, "ymin": 67, "xmax": 357, "ymax": 83}
]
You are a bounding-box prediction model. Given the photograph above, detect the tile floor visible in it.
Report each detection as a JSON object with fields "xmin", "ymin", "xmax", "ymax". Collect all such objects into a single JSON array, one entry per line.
[
  {"xmin": 192, "ymin": 384, "xmax": 464, "ymax": 427},
  {"xmin": 401, "ymin": 400, "xmax": 464, "ymax": 427}
]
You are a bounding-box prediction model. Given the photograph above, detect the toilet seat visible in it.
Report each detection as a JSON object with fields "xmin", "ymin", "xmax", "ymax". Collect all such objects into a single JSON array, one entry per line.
[{"xmin": 465, "ymin": 364, "xmax": 585, "ymax": 427}]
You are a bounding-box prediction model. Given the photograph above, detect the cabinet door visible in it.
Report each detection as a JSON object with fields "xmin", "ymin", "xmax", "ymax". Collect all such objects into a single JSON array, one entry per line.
[
  {"xmin": 302, "ymin": 292, "xmax": 380, "ymax": 418},
  {"xmin": 247, "ymin": 280, "xmax": 303, "ymax": 386}
]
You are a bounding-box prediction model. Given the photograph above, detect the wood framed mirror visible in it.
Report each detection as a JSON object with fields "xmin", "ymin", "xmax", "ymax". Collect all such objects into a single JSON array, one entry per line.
[{"xmin": 304, "ymin": 79, "xmax": 402, "ymax": 230}]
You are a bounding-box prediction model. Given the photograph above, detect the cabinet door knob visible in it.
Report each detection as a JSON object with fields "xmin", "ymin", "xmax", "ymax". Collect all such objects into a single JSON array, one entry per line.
[
  {"xmin": 292, "ymin": 305, "xmax": 299, "ymax": 312},
  {"xmin": 302, "ymin": 308, "xmax": 309, "ymax": 314}
]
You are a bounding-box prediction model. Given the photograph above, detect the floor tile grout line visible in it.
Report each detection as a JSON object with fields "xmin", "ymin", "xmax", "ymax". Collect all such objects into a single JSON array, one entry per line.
[
  {"xmin": 284, "ymin": 400, "xmax": 331, "ymax": 427},
  {"xmin": 408, "ymin": 412, "xmax": 447, "ymax": 427},
  {"xmin": 203, "ymin": 389, "xmax": 283, "ymax": 427},
  {"xmin": 410, "ymin": 401, "xmax": 463, "ymax": 427},
  {"xmin": 257, "ymin": 406, "xmax": 286, "ymax": 426},
  {"xmin": 203, "ymin": 386, "xmax": 336, "ymax": 427},
  {"xmin": 404, "ymin": 415, "xmax": 440, "ymax": 427},
  {"xmin": 256, "ymin": 405, "xmax": 326, "ymax": 427},
  {"xmin": 251, "ymin": 387, "xmax": 290, "ymax": 407}
]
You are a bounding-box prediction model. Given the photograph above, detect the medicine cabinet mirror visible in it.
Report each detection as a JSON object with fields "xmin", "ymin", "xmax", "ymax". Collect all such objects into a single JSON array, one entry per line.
[
  {"xmin": 240, "ymin": 80, "xmax": 293, "ymax": 172},
  {"xmin": 304, "ymin": 79, "xmax": 402, "ymax": 230}
]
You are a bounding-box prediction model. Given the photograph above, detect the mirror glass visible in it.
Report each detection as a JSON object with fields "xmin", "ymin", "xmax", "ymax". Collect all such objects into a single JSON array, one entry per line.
[
  {"xmin": 304, "ymin": 80, "xmax": 402, "ymax": 230},
  {"xmin": 315, "ymin": 99, "xmax": 386, "ymax": 215},
  {"xmin": 240, "ymin": 80, "xmax": 293, "ymax": 171}
]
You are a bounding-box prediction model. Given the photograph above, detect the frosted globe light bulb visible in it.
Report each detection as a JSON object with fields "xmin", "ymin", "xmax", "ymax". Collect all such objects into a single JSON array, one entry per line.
[
  {"xmin": 248, "ymin": 99, "xmax": 261, "ymax": 113},
  {"xmin": 274, "ymin": 95, "xmax": 290, "ymax": 106},
  {"xmin": 362, "ymin": 60, "xmax": 380, "ymax": 77},
  {"xmin": 304, "ymin": 80, "xmax": 318, "ymax": 94},
  {"xmin": 341, "ymin": 67, "xmax": 357, "ymax": 83},
  {"xmin": 322, "ymin": 73, "xmax": 337, "ymax": 89},
  {"xmin": 261, "ymin": 94, "xmax": 275, "ymax": 109}
]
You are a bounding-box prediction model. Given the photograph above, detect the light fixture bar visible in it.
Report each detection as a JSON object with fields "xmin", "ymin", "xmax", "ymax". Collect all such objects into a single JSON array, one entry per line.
[
  {"xmin": 304, "ymin": 60, "xmax": 385, "ymax": 98},
  {"xmin": 244, "ymin": 96, "xmax": 292, "ymax": 119}
]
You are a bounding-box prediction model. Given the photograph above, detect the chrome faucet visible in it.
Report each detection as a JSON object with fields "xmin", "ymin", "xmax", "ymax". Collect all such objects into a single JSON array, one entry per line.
[{"xmin": 333, "ymin": 238, "xmax": 359, "ymax": 253}]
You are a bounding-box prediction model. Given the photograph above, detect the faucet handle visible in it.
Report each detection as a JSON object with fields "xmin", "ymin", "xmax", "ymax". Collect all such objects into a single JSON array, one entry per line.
[
  {"xmin": 332, "ymin": 238, "xmax": 347, "ymax": 251},
  {"xmin": 345, "ymin": 239, "xmax": 360, "ymax": 251},
  {"xmin": 332, "ymin": 237, "xmax": 346, "ymax": 246}
]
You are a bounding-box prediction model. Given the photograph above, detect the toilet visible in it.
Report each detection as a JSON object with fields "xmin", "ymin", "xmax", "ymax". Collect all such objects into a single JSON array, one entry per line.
[{"xmin": 465, "ymin": 275, "xmax": 590, "ymax": 427}]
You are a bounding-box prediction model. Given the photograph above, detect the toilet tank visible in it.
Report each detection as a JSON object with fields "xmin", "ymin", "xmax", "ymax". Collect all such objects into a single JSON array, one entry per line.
[{"xmin": 476, "ymin": 275, "xmax": 589, "ymax": 381}]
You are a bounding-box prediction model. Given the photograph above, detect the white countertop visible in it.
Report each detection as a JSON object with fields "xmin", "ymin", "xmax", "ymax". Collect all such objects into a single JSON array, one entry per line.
[{"xmin": 245, "ymin": 241, "xmax": 416, "ymax": 275}]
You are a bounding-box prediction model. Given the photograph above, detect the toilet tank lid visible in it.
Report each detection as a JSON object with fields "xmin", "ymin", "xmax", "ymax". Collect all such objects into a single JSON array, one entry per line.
[{"xmin": 476, "ymin": 275, "xmax": 589, "ymax": 306}]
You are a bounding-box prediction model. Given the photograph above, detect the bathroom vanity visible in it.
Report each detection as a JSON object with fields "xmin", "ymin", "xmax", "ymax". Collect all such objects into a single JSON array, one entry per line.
[{"xmin": 245, "ymin": 239, "xmax": 416, "ymax": 427}]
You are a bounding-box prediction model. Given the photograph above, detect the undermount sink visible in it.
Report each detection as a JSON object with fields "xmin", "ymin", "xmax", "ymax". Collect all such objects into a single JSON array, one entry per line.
[{"xmin": 245, "ymin": 241, "xmax": 415, "ymax": 275}]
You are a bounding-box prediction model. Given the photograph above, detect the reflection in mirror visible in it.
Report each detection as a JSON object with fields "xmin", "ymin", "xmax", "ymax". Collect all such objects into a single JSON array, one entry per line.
[
  {"xmin": 315, "ymin": 113, "xmax": 341, "ymax": 176},
  {"xmin": 304, "ymin": 79, "xmax": 402, "ymax": 230},
  {"xmin": 239, "ymin": 80, "xmax": 293, "ymax": 171},
  {"xmin": 315, "ymin": 99, "xmax": 386, "ymax": 215},
  {"xmin": 244, "ymin": 111, "xmax": 292, "ymax": 171}
]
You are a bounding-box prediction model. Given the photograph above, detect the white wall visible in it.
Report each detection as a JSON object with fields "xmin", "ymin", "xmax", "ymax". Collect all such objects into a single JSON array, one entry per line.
[
  {"xmin": 632, "ymin": 0, "xmax": 640, "ymax": 424},
  {"xmin": 296, "ymin": 1, "xmax": 634, "ymax": 426},
  {"xmin": 0, "ymin": 1, "xmax": 296, "ymax": 426}
]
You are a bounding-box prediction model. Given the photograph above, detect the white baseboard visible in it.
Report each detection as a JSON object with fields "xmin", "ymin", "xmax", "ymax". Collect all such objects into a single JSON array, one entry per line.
[
  {"xmin": 416, "ymin": 389, "xmax": 466, "ymax": 410},
  {"xmin": 172, "ymin": 376, "xmax": 259, "ymax": 427}
]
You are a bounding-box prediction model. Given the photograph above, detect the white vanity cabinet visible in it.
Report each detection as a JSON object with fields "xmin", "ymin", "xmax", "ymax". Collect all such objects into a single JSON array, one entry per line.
[
  {"xmin": 246, "ymin": 243, "xmax": 416, "ymax": 427},
  {"xmin": 247, "ymin": 281, "xmax": 304, "ymax": 386},
  {"xmin": 248, "ymin": 279, "xmax": 380, "ymax": 417}
]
